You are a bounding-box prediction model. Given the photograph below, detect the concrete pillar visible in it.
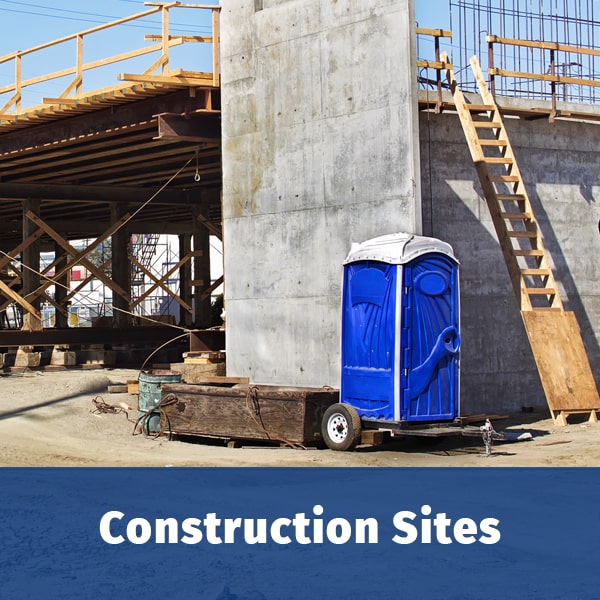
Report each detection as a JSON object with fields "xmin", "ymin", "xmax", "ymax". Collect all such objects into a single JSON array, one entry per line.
[
  {"xmin": 110, "ymin": 203, "xmax": 130, "ymax": 327},
  {"xmin": 193, "ymin": 202, "xmax": 211, "ymax": 328},
  {"xmin": 221, "ymin": 0, "xmax": 421, "ymax": 386},
  {"xmin": 21, "ymin": 198, "xmax": 42, "ymax": 331},
  {"xmin": 179, "ymin": 233, "xmax": 193, "ymax": 328}
]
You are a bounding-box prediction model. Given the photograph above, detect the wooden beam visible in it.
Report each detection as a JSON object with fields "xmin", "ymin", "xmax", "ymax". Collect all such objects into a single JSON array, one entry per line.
[
  {"xmin": 488, "ymin": 67, "xmax": 600, "ymax": 89},
  {"xmin": 130, "ymin": 255, "xmax": 192, "ymax": 314},
  {"xmin": 487, "ymin": 34, "xmax": 600, "ymax": 58},
  {"xmin": 24, "ymin": 210, "xmax": 130, "ymax": 301},
  {"xmin": 416, "ymin": 27, "xmax": 452, "ymax": 37},
  {"xmin": 130, "ymin": 250, "xmax": 202, "ymax": 309},
  {"xmin": 200, "ymin": 275, "xmax": 223, "ymax": 301},
  {"xmin": 118, "ymin": 72, "xmax": 216, "ymax": 87},
  {"xmin": 0, "ymin": 279, "xmax": 40, "ymax": 319},
  {"xmin": 0, "ymin": 182, "xmax": 190, "ymax": 204},
  {"xmin": 0, "ymin": 89, "xmax": 217, "ymax": 154}
]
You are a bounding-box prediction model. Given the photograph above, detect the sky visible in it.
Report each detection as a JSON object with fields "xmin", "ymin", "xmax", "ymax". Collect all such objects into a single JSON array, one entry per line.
[{"xmin": 0, "ymin": 0, "xmax": 452, "ymax": 108}]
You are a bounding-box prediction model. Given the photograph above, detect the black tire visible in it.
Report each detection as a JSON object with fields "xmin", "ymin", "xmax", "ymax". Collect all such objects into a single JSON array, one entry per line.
[{"xmin": 322, "ymin": 403, "xmax": 362, "ymax": 451}]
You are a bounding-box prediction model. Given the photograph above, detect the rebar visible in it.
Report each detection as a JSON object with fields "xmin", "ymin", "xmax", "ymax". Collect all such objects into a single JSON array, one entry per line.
[{"xmin": 449, "ymin": 0, "xmax": 600, "ymax": 103}]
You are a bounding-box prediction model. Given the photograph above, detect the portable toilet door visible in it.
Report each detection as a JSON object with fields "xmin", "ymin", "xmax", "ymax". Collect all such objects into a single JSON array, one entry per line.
[{"xmin": 341, "ymin": 232, "xmax": 460, "ymax": 424}]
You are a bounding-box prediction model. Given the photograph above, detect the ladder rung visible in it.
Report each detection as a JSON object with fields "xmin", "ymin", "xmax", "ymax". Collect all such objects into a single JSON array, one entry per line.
[
  {"xmin": 497, "ymin": 194, "xmax": 526, "ymax": 201},
  {"xmin": 507, "ymin": 231, "xmax": 538, "ymax": 239},
  {"xmin": 521, "ymin": 268, "xmax": 551, "ymax": 276},
  {"xmin": 514, "ymin": 249, "xmax": 544, "ymax": 256},
  {"xmin": 525, "ymin": 288, "xmax": 557, "ymax": 295},
  {"xmin": 483, "ymin": 157, "xmax": 514, "ymax": 164},
  {"xmin": 500, "ymin": 212, "xmax": 532, "ymax": 220},
  {"xmin": 531, "ymin": 307, "xmax": 563, "ymax": 312},
  {"xmin": 466, "ymin": 103, "xmax": 496, "ymax": 112},
  {"xmin": 473, "ymin": 121, "xmax": 502, "ymax": 128},
  {"xmin": 490, "ymin": 175, "xmax": 520, "ymax": 183},
  {"xmin": 480, "ymin": 139, "xmax": 508, "ymax": 146}
]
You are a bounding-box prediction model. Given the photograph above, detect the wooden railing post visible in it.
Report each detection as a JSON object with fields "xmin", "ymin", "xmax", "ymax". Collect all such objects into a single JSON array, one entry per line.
[
  {"xmin": 162, "ymin": 5, "xmax": 170, "ymax": 74},
  {"xmin": 15, "ymin": 53, "xmax": 22, "ymax": 113},
  {"xmin": 76, "ymin": 34, "xmax": 83, "ymax": 95},
  {"xmin": 488, "ymin": 38, "xmax": 495, "ymax": 96},
  {"xmin": 212, "ymin": 7, "xmax": 220, "ymax": 87}
]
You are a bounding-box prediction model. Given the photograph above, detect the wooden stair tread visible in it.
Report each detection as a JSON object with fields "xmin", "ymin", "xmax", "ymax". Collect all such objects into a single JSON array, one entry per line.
[
  {"xmin": 521, "ymin": 268, "xmax": 551, "ymax": 275},
  {"xmin": 466, "ymin": 103, "xmax": 496, "ymax": 112},
  {"xmin": 524, "ymin": 287, "xmax": 557, "ymax": 295},
  {"xmin": 480, "ymin": 139, "xmax": 508, "ymax": 146},
  {"xmin": 514, "ymin": 249, "xmax": 544, "ymax": 256},
  {"xmin": 473, "ymin": 121, "xmax": 502, "ymax": 128},
  {"xmin": 490, "ymin": 175, "xmax": 520, "ymax": 182},
  {"xmin": 496, "ymin": 194, "xmax": 527, "ymax": 201},
  {"xmin": 507, "ymin": 230, "xmax": 538, "ymax": 238},
  {"xmin": 482, "ymin": 157, "xmax": 514, "ymax": 164},
  {"xmin": 500, "ymin": 212, "xmax": 532, "ymax": 220}
]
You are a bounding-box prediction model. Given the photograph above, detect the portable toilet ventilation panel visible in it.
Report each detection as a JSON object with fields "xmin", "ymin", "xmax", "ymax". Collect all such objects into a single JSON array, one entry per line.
[{"xmin": 341, "ymin": 232, "xmax": 460, "ymax": 424}]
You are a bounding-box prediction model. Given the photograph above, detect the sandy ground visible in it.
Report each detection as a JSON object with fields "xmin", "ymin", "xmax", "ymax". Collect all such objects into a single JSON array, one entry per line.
[{"xmin": 0, "ymin": 367, "xmax": 599, "ymax": 467}]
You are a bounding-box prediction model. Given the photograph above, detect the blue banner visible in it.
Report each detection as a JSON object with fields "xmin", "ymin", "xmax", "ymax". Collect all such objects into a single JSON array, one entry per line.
[{"xmin": 0, "ymin": 467, "xmax": 598, "ymax": 599}]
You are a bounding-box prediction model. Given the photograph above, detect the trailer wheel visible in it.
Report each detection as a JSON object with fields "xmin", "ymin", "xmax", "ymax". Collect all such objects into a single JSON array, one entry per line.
[{"xmin": 322, "ymin": 403, "xmax": 362, "ymax": 451}]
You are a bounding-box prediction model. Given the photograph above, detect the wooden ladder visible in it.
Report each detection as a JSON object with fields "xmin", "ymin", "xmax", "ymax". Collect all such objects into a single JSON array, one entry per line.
[{"xmin": 444, "ymin": 54, "xmax": 600, "ymax": 426}]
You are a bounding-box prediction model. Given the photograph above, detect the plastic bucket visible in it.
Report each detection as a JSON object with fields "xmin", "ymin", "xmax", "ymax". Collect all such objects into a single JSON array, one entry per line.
[{"xmin": 138, "ymin": 369, "xmax": 182, "ymax": 433}]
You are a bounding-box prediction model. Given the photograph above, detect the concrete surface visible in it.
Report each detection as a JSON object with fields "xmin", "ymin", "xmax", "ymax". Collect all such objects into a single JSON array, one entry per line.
[{"xmin": 221, "ymin": 0, "xmax": 421, "ymax": 386}]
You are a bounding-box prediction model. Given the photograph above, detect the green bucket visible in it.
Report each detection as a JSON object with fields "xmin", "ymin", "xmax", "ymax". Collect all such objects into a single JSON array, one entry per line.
[{"xmin": 138, "ymin": 369, "xmax": 182, "ymax": 433}]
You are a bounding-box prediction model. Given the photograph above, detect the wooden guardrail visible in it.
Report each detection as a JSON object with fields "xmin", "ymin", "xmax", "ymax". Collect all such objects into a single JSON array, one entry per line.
[
  {"xmin": 416, "ymin": 28, "xmax": 453, "ymax": 112},
  {"xmin": 0, "ymin": 2, "xmax": 220, "ymax": 117},
  {"xmin": 487, "ymin": 34, "xmax": 600, "ymax": 120}
]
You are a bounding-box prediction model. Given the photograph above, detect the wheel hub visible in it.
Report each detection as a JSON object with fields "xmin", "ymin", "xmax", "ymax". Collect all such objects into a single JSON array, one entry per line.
[{"xmin": 327, "ymin": 414, "xmax": 348, "ymax": 442}]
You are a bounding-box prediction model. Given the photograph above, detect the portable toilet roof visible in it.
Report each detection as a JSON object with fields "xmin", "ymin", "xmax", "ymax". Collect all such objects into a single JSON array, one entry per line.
[{"xmin": 343, "ymin": 232, "xmax": 458, "ymax": 266}]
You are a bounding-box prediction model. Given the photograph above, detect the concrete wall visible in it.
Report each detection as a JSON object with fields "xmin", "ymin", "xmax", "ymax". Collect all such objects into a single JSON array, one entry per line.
[
  {"xmin": 420, "ymin": 110, "xmax": 600, "ymax": 413},
  {"xmin": 221, "ymin": 0, "xmax": 420, "ymax": 385}
]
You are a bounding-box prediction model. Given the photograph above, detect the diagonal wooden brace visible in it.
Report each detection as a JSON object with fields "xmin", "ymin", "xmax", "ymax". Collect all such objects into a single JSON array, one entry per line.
[
  {"xmin": 24, "ymin": 210, "xmax": 130, "ymax": 302},
  {"xmin": 130, "ymin": 252, "xmax": 195, "ymax": 313}
]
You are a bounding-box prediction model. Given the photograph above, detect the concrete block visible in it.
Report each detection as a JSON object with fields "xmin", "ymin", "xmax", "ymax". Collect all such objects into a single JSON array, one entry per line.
[
  {"xmin": 78, "ymin": 350, "xmax": 116, "ymax": 366},
  {"xmin": 14, "ymin": 349, "xmax": 41, "ymax": 368},
  {"xmin": 50, "ymin": 350, "xmax": 77, "ymax": 366}
]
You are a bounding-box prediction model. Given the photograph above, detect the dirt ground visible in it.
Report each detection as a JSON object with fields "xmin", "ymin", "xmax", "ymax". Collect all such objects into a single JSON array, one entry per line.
[{"xmin": 0, "ymin": 367, "xmax": 599, "ymax": 466}]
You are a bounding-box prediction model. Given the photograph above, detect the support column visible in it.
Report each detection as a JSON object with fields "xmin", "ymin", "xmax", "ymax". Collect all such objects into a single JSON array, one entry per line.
[
  {"xmin": 54, "ymin": 241, "xmax": 69, "ymax": 328},
  {"xmin": 193, "ymin": 203, "xmax": 211, "ymax": 328},
  {"xmin": 21, "ymin": 198, "xmax": 42, "ymax": 331},
  {"xmin": 179, "ymin": 233, "xmax": 193, "ymax": 328},
  {"xmin": 111, "ymin": 203, "xmax": 130, "ymax": 327}
]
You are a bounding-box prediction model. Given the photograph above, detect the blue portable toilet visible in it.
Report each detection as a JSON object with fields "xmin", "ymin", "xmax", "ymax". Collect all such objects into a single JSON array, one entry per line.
[{"xmin": 341, "ymin": 232, "xmax": 460, "ymax": 424}]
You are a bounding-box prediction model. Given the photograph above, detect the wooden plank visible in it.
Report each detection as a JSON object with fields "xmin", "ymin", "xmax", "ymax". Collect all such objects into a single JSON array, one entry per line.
[
  {"xmin": 0, "ymin": 279, "xmax": 41, "ymax": 318},
  {"xmin": 480, "ymin": 139, "xmax": 508, "ymax": 146},
  {"xmin": 360, "ymin": 430, "xmax": 389, "ymax": 446},
  {"xmin": 486, "ymin": 34, "xmax": 600, "ymax": 58},
  {"xmin": 522, "ymin": 311, "xmax": 600, "ymax": 412},
  {"xmin": 416, "ymin": 27, "xmax": 452, "ymax": 37},
  {"xmin": 416, "ymin": 60, "xmax": 453, "ymax": 70},
  {"xmin": 108, "ymin": 384, "xmax": 128, "ymax": 393},
  {"xmin": 507, "ymin": 231, "xmax": 538, "ymax": 238},
  {"xmin": 118, "ymin": 73, "xmax": 215, "ymax": 86},
  {"xmin": 488, "ymin": 67, "xmax": 600, "ymax": 89},
  {"xmin": 500, "ymin": 212, "xmax": 532, "ymax": 220}
]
